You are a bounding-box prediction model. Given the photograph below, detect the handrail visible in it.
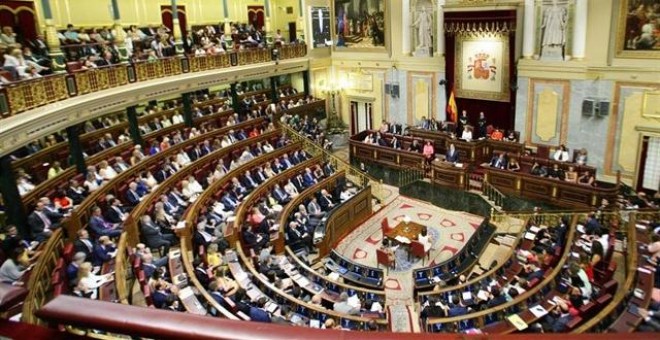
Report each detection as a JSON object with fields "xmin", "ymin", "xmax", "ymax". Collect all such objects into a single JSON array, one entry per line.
[
  {"xmin": 280, "ymin": 124, "xmax": 385, "ymax": 202},
  {"xmin": 426, "ymin": 213, "xmax": 579, "ymax": 326},
  {"xmin": 482, "ymin": 180, "xmax": 505, "ymax": 211},
  {"xmin": 0, "ymin": 44, "xmax": 307, "ymax": 117},
  {"xmin": 398, "ymin": 166, "xmax": 425, "ymax": 187},
  {"xmin": 21, "ymin": 228, "xmax": 65, "ymax": 325}
]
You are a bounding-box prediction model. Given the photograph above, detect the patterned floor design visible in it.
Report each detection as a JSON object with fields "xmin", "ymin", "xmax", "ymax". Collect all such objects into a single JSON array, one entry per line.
[{"xmin": 334, "ymin": 195, "xmax": 485, "ymax": 331}]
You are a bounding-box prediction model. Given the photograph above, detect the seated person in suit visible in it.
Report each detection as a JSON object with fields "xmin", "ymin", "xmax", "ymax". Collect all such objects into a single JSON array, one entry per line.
[
  {"xmin": 140, "ymin": 215, "xmax": 176, "ymax": 254},
  {"xmin": 530, "ymin": 162, "xmax": 548, "ymax": 177},
  {"xmin": 318, "ymin": 189, "xmax": 336, "ymax": 211},
  {"xmin": 547, "ymin": 164, "xmax": 565, "ymax": 180},
  {"xmin": 333, "ymin": 292, "xmax": 360, "ymax": 315},
  {"xmin": 507, "ymin": 157, "xmax": 521, "ymax": 171},
  {"xmin": 553, "ymin": 145, "xmax": 570, "ymax": 162},
  {"xmin": 66, "ymin": 252, "xmax": 87, "ymax": 286},
  {"xmin": 408, "ymin": 140, "xmax": 422, "ymax": 153},
  {"xmin": 27, "ymin": 201, "xmax": 61, "ymax": 242},
  {"xmin": 287, "ymin": 221, "xmax": 314, "ymax": 253},
  {"xmin": 379, "ymin": 120, "xmax": 389, "ymax": 134},
  {"xmin": 272, "ymin": 184, "xmax": 291, "ymax": 205},
  {"xmin": 91, "ymin": 235, "xmax": 117, "ymax": 267},
  {"xmin": 249, "ymin": 297, "xmax": 272, "ymax": 323},
  {"xmin": 88, "ymin": 206, "xmax": 122, "ymax": 238},
  {"xmin": 445, "ymin": 143, "xmax": 459, "ymax": 163},
  {"xmin": 489, "ymin": 153, "xmax": 508, "ymax": 170},
  {"xmin": 242, "ymin": 228, "xmax": 267, "ymax": 251}
]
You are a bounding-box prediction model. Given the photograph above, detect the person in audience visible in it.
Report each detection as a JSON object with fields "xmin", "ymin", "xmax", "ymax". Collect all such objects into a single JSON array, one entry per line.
[
  {"xmin": 578, "ymin": 171, "xmax": 595, "ymax": 186},
  {"xmin": 333, "ymin": 292, "xmax": 360, "ymax": 315},
  {"xmin": 530, "ymin": 161, "xmax": 547, "ymax": 177},
  {"xmin": 249, "ymin": 297, "xmax": 272, "ymax": 323},
  {"xmin": 445, "ymin": 143, "xmax": 459, "ymax": 163},
  {"xmin": 77, "ymin": 262, "xmax": 113, "ymax": 300},
  {"xmin": 89, "ymin": 206, "xmax": 122, "ymax": 238},
  {"xmin": 553, "ymin": 144, "xmax": 570, "ymax": 162},
  {"xmin": 66, "ymin": 252, "xmax": 87, "ymax": 286},
  {"xmin": 504, "ymin": 130, "xmax": 517, "ymax": 142},
  {"xmin": 547, "ymin": 163, "xmax": 565, "ymax": 180},
  {"xmin": 92, "ymin": 235, "xmax": 117, "ymax": 267},
  {"xmin": 490, "ymin": 128, "xmax": 504, "ymax": 141},
  {"xmin": 28, "ymin": 202, "xmax": 60, "ymax": 242},
  {"xmin": 0, "ymin": 246, "xmax": 30, "ymax": 284},
  {"xmin": 287, "ymin": 221, "xmax": 314, "ymax": 254},
  {"xmin": 47, "ymin": 161, "xmax": 64, "ymax": 179},
  {"xmin": 16, "ymin": 175, "xmax": 35, "ymax": 196},
  {"xmin": 507, "ymin": 157, "xmax": 521, "ymax": 172},
  {"xmin": 461, "ymin": 125, "xmax": 473, "ymax": 142},
  {"xmin": 422, "ymin": 141, "xmax": 435, "ymax": 164},
  {"xmin": 140, "ymin": 215, "xmax": 175, "ymax": 254},
  {"xmin": 318, "ymin": 189, "xmax": 335, "ymax": 211},
  {"xmin": 564, "ymin": 165, "xmax": 578, "ymax": 183},
  {"xmin": 152, "ymin": 281, "xmax": 179, "ymax": 309},
  {"xmin": 490, "ymin": 152, "xmax": 507, "ymax": 170}
]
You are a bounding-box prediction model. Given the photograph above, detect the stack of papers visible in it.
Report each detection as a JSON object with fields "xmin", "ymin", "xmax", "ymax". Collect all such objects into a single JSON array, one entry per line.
[
  {"xmin": 327, "ymin": 272, "xmax": 340, "ymax": 281},
  {"xmin": 477, "ymin": 290, "xmax": 490, "ymax": 301},
  {"xmin": 529, "ymin": 305, "xmax": 548, "ymax": 318},
  {"xmin": 524, "ymin": 232, "xmax": 536, "ymax": 240},
  {"xmin": 529, "ymin": 226, "xmax": 541, "ymax": 233},
  {"xmin": 507, "ymin": 314, "xmax": 528, "ymax": 331},
  {"xmin": 347, "ymin": 294, "xmax": 361, "ymax": 308},
  {"xmin": 395, "ymin": 236, "xmax": 411, "ymax": 244}
]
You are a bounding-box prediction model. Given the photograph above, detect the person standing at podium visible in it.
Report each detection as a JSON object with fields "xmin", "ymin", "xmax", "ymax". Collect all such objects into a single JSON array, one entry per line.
[{"xmin": 418, "ymin": 227, "xmax": 433, "ymax": 253}]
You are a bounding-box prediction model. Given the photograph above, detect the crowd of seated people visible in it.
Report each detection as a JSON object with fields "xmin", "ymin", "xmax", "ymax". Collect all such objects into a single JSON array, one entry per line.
[
  {"xmin": 280, "ymin": 100, "xmax": 329, "ymax": 149},
  {"xmin": 489, "ymin": 151, "xmax": 597, "ymax": 187}
]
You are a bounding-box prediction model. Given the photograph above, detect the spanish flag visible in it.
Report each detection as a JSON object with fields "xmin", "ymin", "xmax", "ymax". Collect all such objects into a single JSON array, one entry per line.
[{"xmin": 447, "ymin": 87, "xmax": 458, "ymax": 123}]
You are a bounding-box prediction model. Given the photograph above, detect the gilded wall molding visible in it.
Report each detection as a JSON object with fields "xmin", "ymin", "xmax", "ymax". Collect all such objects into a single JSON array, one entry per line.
[{"xmin": 525, "ymin": 78, "xmax": 570, "ymax": 147}]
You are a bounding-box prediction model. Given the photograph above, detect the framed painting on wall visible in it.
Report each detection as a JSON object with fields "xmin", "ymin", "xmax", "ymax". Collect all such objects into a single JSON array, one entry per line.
[
  {"xmin": 615, "ymin": 0, "xmax": 660, "ymax": 59},
  {"xmin": 455, "ymin": 34, "xmax": 510, "ymax": 102},
  {"xmin": 310, "ymin": 6, "xmax": 332, "ymax": 48},
  {"xmin": 331, "ymin": 0, "xmax": 387, "ymax": 51}
]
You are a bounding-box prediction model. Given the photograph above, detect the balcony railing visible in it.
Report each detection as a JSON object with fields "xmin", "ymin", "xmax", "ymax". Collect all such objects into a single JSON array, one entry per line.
[{"xmin": 0, "ymin": 44, "xmax": 307, "ymax": 118}]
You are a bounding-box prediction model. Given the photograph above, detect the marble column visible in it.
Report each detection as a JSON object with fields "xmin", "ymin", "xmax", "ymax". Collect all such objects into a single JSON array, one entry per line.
[
  {"xmin": 171, "ymin": 0, "xmax": 184, "ymax": 54},
  {"xmin": 264, "ymin": 0, "xmax": 272, "ymax": 41},
  {"xmin": 522, "ymin": 0, "xmax": 535, "ymax": 59},
  {"xmin": 110, "ymin": 0, "xmax": 129, "ymax": 62},
  {"xmin": 437, "ymin": 0, "xmax": 446, "ymax": 56},
  {"xmin": 66, "ymin": 124, "xmax": 86, "ymax": 174},
  {"xmin": 230, "ymin": 83, "xmax": 240, "ymax": 113},
  {"xmin": 572, "ymin": 0, "xmax": 588, "ymax": 60},
  {"xmin": 182, "ymin": 93, "xmax": 194, "ymax": 128},
  {"xmin": 223, "ymin": 0, "xmax": 231, "ymax": 35},
  {"xmin": 402, "ymin": 0, "xmax": 411, "ymax": 55},
  {"xmin": 126, "ymin": 106, "xmax": 143, "ymax": 145},
  {"xmin": 40, "ymin": 0, "xmax": 65, "ymax": 71}
]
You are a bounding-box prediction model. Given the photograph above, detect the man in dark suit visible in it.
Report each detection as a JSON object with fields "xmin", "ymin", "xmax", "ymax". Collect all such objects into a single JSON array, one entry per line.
[
  {"xmin": 445, "ymin": 144, "xmax": 460, "ymax": 163},
  {"xmin": 73, "ymin": 229, "xmax": 95, "ymax": 260},
  {"xmin": 302, "ymin": 168, "xmax": 316, "ymax": 187},
  {"xmin": 292, "ymin": 174, "xmax": 305, "ymax": 191},
  {"xmin": 318, "ymin": 189, "xmax": 336, "ymax": 211},
  {"xmin": 272, "ymin": 184, "xmax": 290, "ymax": 205},
  {"xmin": 221, "ymin": 192, "xmax": 239, "ymax": 211},
  {"xmin": 249, "ymin": 297, "xmax": 272, "ymax": 323},
  {"xmin": 91, "ymin": 236, "xmax": 116, "ymax": 267},
  {"xmin": 140, "ymin": 215, "xmax": 175, "ymax": 254},
  {"xmin": 287, "ymin": 221, "xmax": 313, "ymax": 253},
  {"xmin": 89, "ymin": 206, "xmax": 122, "ymax": 238},
  {"xmin": 188, "ymin": 145, "xmax": 203, "ymax": 162},
  {"xmin": 489, "ymin": 153, "xmax": 507, "ymax": 169},
  {"xmin": 66, "ymin": 252, "xmax": 86, "ymax": 285},
  {"xmin": 242, "ymin": 228, "xmax": 267, "ymax": 250},
  {"xmin": 446, "ymin": 296, "xmax": 469, "ymax": 317},
  {"xmin": 27, "ymin": 202, "xmax": 59, "ymax": 242},
  {"xmin": 104, "ymin": 198, "xmax": 127, "ymax": 224},
  {"xmin": 125, "ymin": 182, "xmax": 142, "ymax": 208},
  {"xmin": 242, "ymin": 171, "xmax": 258, "ymax": 191}
]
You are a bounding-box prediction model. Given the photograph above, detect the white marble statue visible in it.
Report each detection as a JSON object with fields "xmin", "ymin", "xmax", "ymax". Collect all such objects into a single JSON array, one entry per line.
[
  {"xmin": 413, "ymin": 7, "xmax": 433, "ymax": 51},
  {"xmin": 541, "ymin": 0, "xmax": 567, "ymax": 48}
]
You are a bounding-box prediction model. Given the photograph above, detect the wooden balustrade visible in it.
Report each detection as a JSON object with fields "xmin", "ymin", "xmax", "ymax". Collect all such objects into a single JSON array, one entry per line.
[
  {"xmin": 0, "ymin": 46, "xmax": 308, "ymax": 118},
  {"xmin": 21, "ymin": 228, "xmax": 65, "ymax": 325}
]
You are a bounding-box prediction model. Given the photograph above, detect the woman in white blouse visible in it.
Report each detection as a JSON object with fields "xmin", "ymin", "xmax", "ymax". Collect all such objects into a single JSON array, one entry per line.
[
  {"xmin": 461, "ymin": 126, "xmax": 473, "ymax": 142},
  {"xmin": 262, "ymin": 142, "xmax": 274, "ymax": 153},
  {"xmin": 553, "ymin": 145, "xmax": 570, "ymax": 162},
  {"xmin": 171, "ymin": 112, "xmax": 184, "ymax": 124},
  {"xmin": 176, "ymin": 151, "xmax": 191, "ymax": 167},
  {"xmin": 16, "ymin": 177, "xmax": 35, "ymax": 196},
  {"xmin": 77, "ymin": 262, "xmax": 113, "ymax": 300},
  {"xmin": 284, "ymin": 179, "xmax": 299, "ymax": 198},
  {"xmin": 83, "ymin": 172, "xmax": 100, "ymax": 193},
  {"xmin": 98, "ymin": 160, "xmax": 118, "ymax": 181},
  {"xmin": 188, "ymin": 176, "xmax": 204, "ymax": 194},
  {"xmin": 180, "ymin": 180, "xmax": 198, "ymax": 202}
]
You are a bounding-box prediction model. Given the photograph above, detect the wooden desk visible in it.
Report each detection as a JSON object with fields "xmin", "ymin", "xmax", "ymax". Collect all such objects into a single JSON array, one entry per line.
[
  {"xmin": 385, "ymin": 221, "xmax": 424, "ymax": 242},
  {"xmin": 430, "ymin": 161, "xmax": 469, "ymax": 190}
]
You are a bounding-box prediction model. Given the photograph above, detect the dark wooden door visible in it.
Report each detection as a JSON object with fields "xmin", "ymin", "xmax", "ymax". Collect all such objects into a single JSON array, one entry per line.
[
  {"xmin": 0, "ymin": 1, "xmax": 38, "ymax": 42},
  {"xmin": 160, "ymin": 5, "xmax": 187, "ymax": 36},
  {"xmin": 288, "ymin": 22, "xmax": 296, "ymax": 42},
  {"xmin": 247, "ymin": 6, "xmax": 265, "ymax": 30}
]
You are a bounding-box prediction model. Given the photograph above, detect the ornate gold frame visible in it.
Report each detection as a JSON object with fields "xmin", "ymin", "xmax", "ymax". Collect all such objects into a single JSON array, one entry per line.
[
  {"xmin": 455, "ymin": 33, "xmax": 510, "ymax": 102},
  {"xmin": 615, "ymin": 0, "xmax": 660, "ymax": 59},
  {"xmin": 330, "ymin": 0, "xmax": 389, "ymax": 53}
]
